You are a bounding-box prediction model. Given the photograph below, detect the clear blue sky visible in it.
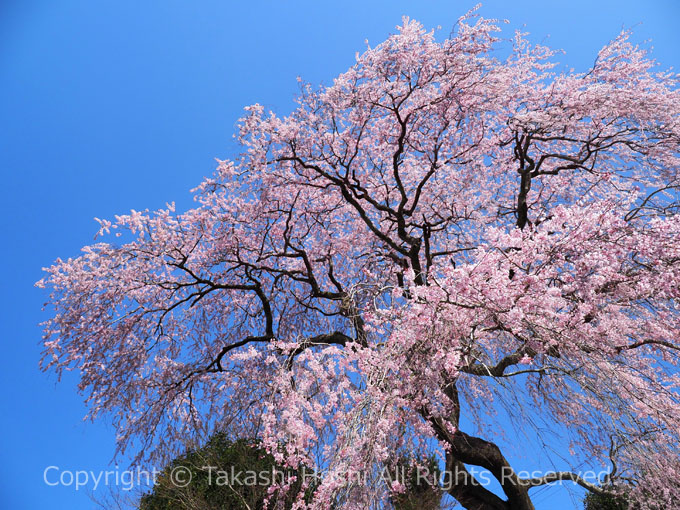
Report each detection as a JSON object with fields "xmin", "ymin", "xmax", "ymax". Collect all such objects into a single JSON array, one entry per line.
[{"xmin": 1, "ymin": 1, "xmax": 678, "ymax": 509}]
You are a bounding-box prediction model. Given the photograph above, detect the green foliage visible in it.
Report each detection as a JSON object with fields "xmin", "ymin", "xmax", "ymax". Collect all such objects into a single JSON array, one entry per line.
[
  {"xmin": 140, "ymin": 434, "xmax": 444, "ymax": 510},
  {"xmin": 139, "ymin": 433, "xmax": 314, "ymax": 510},
  {"xmin": 584, "ymin": 491, "xmax": 629, "ymax": 510},
  {"xmin": 389, "ymin": 455, "xmax": 443, "ymax": 510}
]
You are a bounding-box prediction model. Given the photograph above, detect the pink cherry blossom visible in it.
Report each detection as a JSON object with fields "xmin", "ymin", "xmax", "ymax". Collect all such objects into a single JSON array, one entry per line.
[{"xmin": 38, "ymin": 10, "xmax": 680, "ymax": 510}]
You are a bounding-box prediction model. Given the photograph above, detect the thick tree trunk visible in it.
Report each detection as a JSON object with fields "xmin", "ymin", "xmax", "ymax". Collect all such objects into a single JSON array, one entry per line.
[
  {"xmin": 444, "ymin": 450, "xmax": 535, "ymax": 510},
  {"xmin": 427, "ymin": 380, "xmax": 536, "ymax": 510},
  {"xmin": 445, "ymin": 455, "xmax": 509, "ymax": 510},
  {"xmin": 427, "ymin": 412, "xmax": 535, "ymax": 510},
  {"xmin": 447, "ymin": 430, "xmax": 535, "ymax": 510}
]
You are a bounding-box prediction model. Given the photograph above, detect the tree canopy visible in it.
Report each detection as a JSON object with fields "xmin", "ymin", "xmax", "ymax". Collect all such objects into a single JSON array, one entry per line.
[
  {"xmin": 583, "ymin": 491, "xmax": 629, "ymax": 510},
  {"xmin": 139, "ymin": 433, "xmax": 440, "ymax": 510},
  {"xmin": 139, "ymin": 434, "xmax": 310, "ymax": 510},
  {"xmin": 39, "ymin": 9, "xmax": 680, "ymax": 510}
]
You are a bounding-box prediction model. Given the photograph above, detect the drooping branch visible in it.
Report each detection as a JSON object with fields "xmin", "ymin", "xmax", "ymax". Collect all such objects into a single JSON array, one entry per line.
[
  {"xmin": 522, "ymin": 471, "xmax": 607, "ymax": 494},
  {"xmin": 460, "ymin": 346, "xmax": 537, "ymax": 377},
  {"xmin": 284, "ymin": 331, "xmax": 355, "ymax": 369}
]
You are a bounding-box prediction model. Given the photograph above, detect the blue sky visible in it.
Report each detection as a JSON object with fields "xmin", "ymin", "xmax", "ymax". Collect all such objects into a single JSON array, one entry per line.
[{"xmin": 1, "ymin": 1, "xmax": 678, "ymax": 509}]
